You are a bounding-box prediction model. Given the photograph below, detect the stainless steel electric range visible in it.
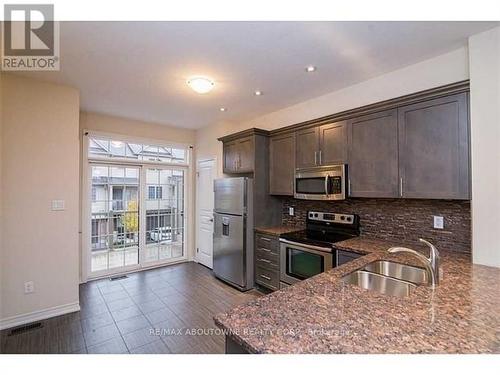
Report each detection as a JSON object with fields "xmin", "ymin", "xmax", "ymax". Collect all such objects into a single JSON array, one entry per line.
[{"xmin": 279, "ymin": 211, "xmax": 360, "ymax": 288}]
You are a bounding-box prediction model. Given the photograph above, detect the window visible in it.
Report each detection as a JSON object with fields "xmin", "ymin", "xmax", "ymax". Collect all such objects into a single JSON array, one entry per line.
[
  {"xmin": 88, "ymin": 137, "xmax": 187, "ymax": 164},
  {"xmin": 148, "ymin": 186, "xmax": 162, "ymax": 199}
]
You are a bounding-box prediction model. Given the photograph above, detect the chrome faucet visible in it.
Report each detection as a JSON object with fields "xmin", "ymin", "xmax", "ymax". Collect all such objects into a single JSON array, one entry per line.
[{"xmin": 387, "ymin": 239, "xmax": 440, "ymax": 288}]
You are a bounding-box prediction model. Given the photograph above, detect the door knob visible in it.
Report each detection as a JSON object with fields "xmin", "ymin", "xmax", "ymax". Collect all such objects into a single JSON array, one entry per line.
[{"xmin": 209, "ymin": 218, "xmax": 214, "ymax": 222}]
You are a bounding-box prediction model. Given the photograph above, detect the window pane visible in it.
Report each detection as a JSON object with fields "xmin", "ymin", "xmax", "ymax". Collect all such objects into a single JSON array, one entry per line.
[{"xmin": 88, "ymin": 138, "xmax": 187, "ymax": 164}]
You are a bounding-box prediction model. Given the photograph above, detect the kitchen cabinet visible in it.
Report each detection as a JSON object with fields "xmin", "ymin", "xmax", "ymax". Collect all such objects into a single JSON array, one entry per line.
[
  {"xmin": 295, "ymin": 127, "xmax": 319, "ymax": 169},
  {"xmin": 254, "ymin": 231, "xmax": 280, "ymax": 291},
  {"xmin": 269, "ymin": 132, "xmax": 295, "ymax": 195},
  {"xmin": 398, "ymin": 93, "xmax": 470, "ymax": 199},
  {"xmin": 236, "ymin": 136, "xmax": 254, "ymax": 172},
  {"xmin": 319, "ymin": 121, "xmax": 347, "ymax": 165},
  {"xmin": 295, "ymin": 121, "xmax": 347, "ymax": 169},
  {"xmin": 223, "ymin": 141, "xmax": 238, "ymax": 173},
  {"xmin": 219, "ymin": 128, "xmax": 282, "ymax": 228},
  {"xmin": 222, "ymin": 136, "xmax": 254, "ymax": 173},
  {"xmin": 347, "ymin": 109, "xmax": 399, "ymax": 198}
]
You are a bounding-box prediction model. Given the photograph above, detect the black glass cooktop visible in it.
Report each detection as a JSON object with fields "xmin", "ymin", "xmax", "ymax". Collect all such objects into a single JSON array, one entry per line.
[{"xmin": 280, "ymin": 229, "xmax": 356, "ymax": 249}]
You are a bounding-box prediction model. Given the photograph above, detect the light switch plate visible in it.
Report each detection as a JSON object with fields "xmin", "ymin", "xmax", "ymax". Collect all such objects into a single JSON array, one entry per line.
[
  {"xmin": 288, "ymin": 207, "xmax": 294, "ymax": 216},
  {"xmin": 51, "ymin": 200, "xmax": 65, "ymax": 211},
  {"xmin": 433, "ymin": 215, "xmax": 444, "ymax": 229}
]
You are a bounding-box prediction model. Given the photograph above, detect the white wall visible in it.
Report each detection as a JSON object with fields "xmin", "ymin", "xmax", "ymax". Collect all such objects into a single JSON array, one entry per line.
[
  {"xmin": 196, "ymin": 47, "xmax": 469, "ymax": 177},
  {"xmin": 469, "ymin": 27, "xmax": 500, "ymax": 268},
  {"xmin": 1, "ymin": 75, "xmax": 81, "ymax": 328}
]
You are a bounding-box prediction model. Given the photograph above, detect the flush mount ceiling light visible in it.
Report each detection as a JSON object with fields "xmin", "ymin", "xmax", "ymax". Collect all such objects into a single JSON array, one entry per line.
[
  {"xmin": 220, "ymin": 107, "xmax": 227, "ymax": 112},
  {"xmin": 187, "ymin": 76, "xmax": 215, "ymax": 94},
  {"xmin": 306, "ymin": 65, "xmax": 316, "ymax": 72},
  {"xmin": 254, "ymin": 90, "xmax": 262, "ymax": 96}
]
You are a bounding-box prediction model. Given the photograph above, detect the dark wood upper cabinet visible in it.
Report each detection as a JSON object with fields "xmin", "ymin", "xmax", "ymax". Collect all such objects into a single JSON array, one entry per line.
[
  {"xmin": 222, "ymin": 136, "xmax": 254, "ymax": 173},
  {"xmin": 223, "ymin": 141, "xmax": 238, "ymax": 173},
  {"xmin": 295, "ymin": 127, "xmax": 319, "ymax": 169},
  {"xmin": 347, "ymin": 110, "xmax": 399, "ymax": 198},
  {"xmin": 319, "ymin": 121, "xmax": 347, "ymax": 165},
  {"xmin": 269, "ymin": 132, "xmax": 295, "ymax": 195},
  {"xmin": 236, "ymin": 136, "xmax": 254, "ymax": 173},
  {"xmin": 398, "ymin": 92, "xmax": 470, "ymax": 199},
  {"xmin": 295, "ymin": 121, "xmax": 347, "ymax": 169}
]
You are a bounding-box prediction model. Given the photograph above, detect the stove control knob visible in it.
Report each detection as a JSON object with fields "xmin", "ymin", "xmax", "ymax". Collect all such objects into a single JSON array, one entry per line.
[
  {"xmin": 347, "ymin": 216, "xmax": 352, "ymax": 222},
  {"xmin": 340, "ymin": 216, "xmax": 345, "ymax": 221}
]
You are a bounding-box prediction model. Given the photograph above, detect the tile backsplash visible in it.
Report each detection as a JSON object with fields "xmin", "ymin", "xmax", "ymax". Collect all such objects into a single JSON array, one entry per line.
[{"xmin": 281, "ymin": 198, "xmax": 471, "ymax": 253}]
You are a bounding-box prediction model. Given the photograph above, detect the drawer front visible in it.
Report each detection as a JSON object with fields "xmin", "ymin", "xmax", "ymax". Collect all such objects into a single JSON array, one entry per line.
[
  {"xmin": 255, "ymin": 266, "xmax": 280, "ymax": 290},
  {"xmin": 255, "ymin": 250, "xmax": 279, "ymax": 270},
  {"xmin": 255, "ymin": 234, "xmax": 279, "ymax": 251}
]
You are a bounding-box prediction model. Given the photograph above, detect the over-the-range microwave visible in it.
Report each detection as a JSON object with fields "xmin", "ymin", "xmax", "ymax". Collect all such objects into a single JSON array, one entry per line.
[{"xmin": 294, "ymin": 164, "xmax": 347, "ymax": 200}]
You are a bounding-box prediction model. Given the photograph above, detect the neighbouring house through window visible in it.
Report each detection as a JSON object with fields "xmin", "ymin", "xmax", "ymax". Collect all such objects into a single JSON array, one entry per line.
[{"xmin": 148, "ymin": 186, "xmax": 163, "ymax": 199}]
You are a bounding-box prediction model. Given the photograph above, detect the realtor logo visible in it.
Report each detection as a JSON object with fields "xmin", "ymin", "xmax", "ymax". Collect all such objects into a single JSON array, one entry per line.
[{"xmin": 1, "ymin": 4, "xmax": 60, "ymax": 71}]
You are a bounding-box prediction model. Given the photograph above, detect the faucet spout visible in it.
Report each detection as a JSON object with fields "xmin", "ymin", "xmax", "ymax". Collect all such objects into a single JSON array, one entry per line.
[{"xmin": 387, "ymin": 239, "xmax": 440, "ymax": 288}]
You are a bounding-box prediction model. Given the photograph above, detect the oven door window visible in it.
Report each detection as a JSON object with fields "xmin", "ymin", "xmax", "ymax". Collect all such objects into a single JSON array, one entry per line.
[
  {"xmin": 295, "ymin": 177, "xmax": 327, "ymax": 195},
  {"xmin": 286, "ymin": 247, "xmax": 324, "ymax": 280}
]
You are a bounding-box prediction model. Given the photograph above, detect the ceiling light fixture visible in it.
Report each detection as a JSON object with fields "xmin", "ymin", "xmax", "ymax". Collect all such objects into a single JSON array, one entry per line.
[
  {"xmin": 187, "ymin": 76, "xmax": 214, "ymax": 94},
  {"xmin": 306, "ymin": 65, "xmax": 316, "ymax": 72},
  {"xmin": 254, "ymin": 90, "xmax": 262, "ymax": 96},
  {"xmin": 220, "ymin": 107, "xmax": 226, "ymax": 112}
]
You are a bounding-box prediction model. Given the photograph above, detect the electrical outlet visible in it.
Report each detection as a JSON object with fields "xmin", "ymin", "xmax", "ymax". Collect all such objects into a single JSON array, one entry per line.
[
  {"xmin": 24, "ymin": 281, "xmax": 35, "ymax": 294},
  {"xmin": 288, "ymin": 207, "xmax": 294, "ymax": 216},
  {"xmin": 433, "ymin": 216, "xmax": 444, "ymax": 229},
  {"xmin": 51, "ymin": 200, "xmax": 65, "ymax": 211}
]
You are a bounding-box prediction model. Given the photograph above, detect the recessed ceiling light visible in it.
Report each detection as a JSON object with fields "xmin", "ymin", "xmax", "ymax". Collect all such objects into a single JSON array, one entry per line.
[
  {"xmin": 220, "ymin": 107, "xmax": 226, "ymax": 112},
  {"xmin": 306, "ymin": 65, "xmax": 316, "ymax": 72},
  {"xmin": 254, "ymin": 90, "xmax": 262, "ymax": 96},
  {"xmin": 187, "ymin": 76, "xmax": 214, "ymax": 94}
]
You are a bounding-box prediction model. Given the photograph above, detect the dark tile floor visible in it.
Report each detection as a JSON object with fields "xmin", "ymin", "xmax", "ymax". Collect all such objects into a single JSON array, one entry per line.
[{"xmin": 0, "ymin": 262, "xmax": 260, "ymax": 354}]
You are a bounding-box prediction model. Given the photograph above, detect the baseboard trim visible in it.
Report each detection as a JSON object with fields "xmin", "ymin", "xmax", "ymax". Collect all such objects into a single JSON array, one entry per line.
[{"xmin": 0, "ymin": 302, "xmax": 81, "ymax": 331}]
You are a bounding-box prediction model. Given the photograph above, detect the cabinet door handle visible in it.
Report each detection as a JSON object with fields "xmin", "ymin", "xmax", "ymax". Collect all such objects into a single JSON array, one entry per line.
[
  {"xmin": 259, "ymin": 237, "xmax": 271, "ymax": 242},
  {"xmin": 400, "ymin": 177, "xmax": 403, "ymax": 197},
  {"xmin": 259, "ymin": 258, "xmax": 272, "ymax": 263},
  {"xmin": 314, "ymin": 151, "xmax": 318, "ymax": 166},
  {"xmin": 260, "ymin": 274, "xmax": 271, "ymax": 280},
  {"xmin": 319, "ymin": 150, "xmax": 322, "ymax": 165},
  {"xmin": 259, "ymin": 247, "xmax": 272, "ymax": 252},
  {"xmin": 348, "ymin": 179, "xmax": 351, "ymax": 196}
]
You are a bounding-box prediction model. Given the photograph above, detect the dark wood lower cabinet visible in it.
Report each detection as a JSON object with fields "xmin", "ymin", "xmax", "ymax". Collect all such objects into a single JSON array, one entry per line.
[{"xmin": 254, "ymin": 232, "xmax": 280, "ymax": 291}]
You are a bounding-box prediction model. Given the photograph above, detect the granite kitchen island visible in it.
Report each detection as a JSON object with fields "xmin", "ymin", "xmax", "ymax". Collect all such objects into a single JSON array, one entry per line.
[{"xmin": 214, "ymin": 237, "xmax": 500, "ymax": 354}]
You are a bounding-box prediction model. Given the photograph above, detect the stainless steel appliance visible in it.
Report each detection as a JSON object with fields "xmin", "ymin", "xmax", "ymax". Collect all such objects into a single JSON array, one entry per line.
[
  {"xmin": 294, "ymin": 164, "xmax": 346, "ymax": 200},
  {"xmin": 279, "ymin": 211, "xmax": 360, "ymax": 287},
  {"xmin": 213, "ymin": 177, "xmax": 254, "ymax": 291}
]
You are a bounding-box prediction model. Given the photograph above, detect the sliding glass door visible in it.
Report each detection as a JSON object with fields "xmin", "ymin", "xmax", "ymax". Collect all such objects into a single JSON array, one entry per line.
[
  {"xmin": 85, "ymin": 135, "xmax": 189, "ymax": 279},
  {"xmin": 90, "ymin": 165, "xmax": 140, "ymax": 273},
  {"xmin": 143, "ymin": 167, "xmax": 185, "ymax": 265}
]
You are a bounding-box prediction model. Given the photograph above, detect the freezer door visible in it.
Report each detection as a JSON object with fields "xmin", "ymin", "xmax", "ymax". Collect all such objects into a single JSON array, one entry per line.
[
  {"xmin": 214, "ymin": 178, "xmax": 246, "ymax": 215},
  {"xmin": 213, "ymin": 212, "xmax": 245, "ymax": 287}
]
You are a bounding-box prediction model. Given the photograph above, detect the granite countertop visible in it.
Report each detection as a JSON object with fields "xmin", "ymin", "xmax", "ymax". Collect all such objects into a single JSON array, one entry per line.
[
  {"xmin": 214, "ymin": 236, "xmax": 500, "ymax": 353},
  {"xmin": 254, "ymin": 226, "xmax": 303, "ymax": 236}
]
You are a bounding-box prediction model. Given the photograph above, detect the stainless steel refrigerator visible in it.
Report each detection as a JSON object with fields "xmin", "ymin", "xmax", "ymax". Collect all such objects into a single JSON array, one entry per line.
[{"xmin": 213, "ymin": 177, "xmax": 254, "ymax": 291}]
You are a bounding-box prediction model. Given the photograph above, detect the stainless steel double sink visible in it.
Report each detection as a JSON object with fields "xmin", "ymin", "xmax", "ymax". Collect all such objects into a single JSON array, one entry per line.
[{"xmin": 342, "ymin": 260, "xmax": 429, "ymax": 297}]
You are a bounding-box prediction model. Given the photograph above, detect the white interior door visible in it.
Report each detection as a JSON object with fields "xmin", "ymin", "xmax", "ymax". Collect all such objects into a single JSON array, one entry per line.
[{"xmin": 196, "ymin": 159, "xmax": 215, "ymax": 268}]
